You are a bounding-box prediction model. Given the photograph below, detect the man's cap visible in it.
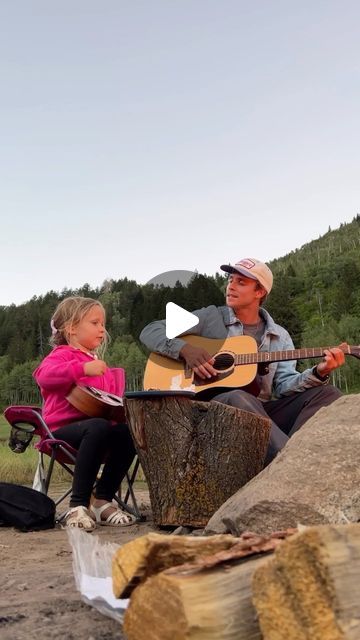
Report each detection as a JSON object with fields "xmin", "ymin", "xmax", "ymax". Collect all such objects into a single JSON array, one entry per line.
[{"xmin": 220, "ymin": 258, "xmax": 273, "ymax": 294}]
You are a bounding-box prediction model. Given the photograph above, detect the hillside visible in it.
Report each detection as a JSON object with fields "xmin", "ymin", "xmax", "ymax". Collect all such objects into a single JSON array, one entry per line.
[{"xmin": 0, "ymin": 215, "xmax": 359, "ymax": 406}]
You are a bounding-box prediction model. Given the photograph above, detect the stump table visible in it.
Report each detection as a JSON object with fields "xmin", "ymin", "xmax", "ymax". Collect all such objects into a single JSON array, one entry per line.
[{"xmin": 124, "ymin": 391, "xmax": 270, "ymax": 528}]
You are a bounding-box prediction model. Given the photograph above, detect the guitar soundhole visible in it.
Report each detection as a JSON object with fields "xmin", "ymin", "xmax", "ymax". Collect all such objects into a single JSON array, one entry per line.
[{"xmin": 213, "ymin": 353, "xmax": 235, "ymax": 371}]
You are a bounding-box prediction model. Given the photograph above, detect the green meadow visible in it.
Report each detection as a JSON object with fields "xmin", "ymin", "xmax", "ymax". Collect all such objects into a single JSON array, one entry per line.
[
  {"xmin": 0, "ymin": 415, "xmax": 68, "ymax": 485},
  {"xmin": 0, "ymin": 415, "xmax": 145, "ymax": 486}
]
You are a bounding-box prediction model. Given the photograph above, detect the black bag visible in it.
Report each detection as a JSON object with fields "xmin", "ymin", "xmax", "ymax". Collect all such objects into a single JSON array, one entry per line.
[{"xmin": 0, "ymin": 483, "xmax": 55, "ymax": 531}]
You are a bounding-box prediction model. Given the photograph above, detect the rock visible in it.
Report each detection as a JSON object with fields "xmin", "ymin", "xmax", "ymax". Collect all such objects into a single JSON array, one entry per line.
[{"xmin": 206, "ymin": 394, "xmax": 360, "ymax": 535}]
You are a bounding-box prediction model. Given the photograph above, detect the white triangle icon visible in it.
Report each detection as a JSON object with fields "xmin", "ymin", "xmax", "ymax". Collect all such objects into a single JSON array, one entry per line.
[{"xmin": 165, "ymin": 302, "xmax": 199, "ymax": 339}]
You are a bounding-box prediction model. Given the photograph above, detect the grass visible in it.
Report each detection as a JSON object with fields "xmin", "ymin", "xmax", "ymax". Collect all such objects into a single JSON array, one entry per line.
[
  {"xmin": 0, "ymin": 442, "xmax": 145, "ymax": 485},
  {"xmin": 0, "ymin": 443, "xmax": 70, "ymax": 485},
  {"xmin": 0, "ymin": 420, "xmax": 145, "ymax": 487},
  {"xmin": 0, "ymin": 415, "xmax": 10, "ymax": 441},
  {"xmin": 0, "ymin": 413, "xmax": 146, "ymax": 485},
  {"xmin": 0, "ymin": 414, "xmax": 46, "ymax": 484}
]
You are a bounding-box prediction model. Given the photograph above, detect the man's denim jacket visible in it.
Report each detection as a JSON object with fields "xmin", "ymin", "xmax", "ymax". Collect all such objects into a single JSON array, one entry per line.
[{"xmin": 140, "ymin": 305, "xmax": 325, "ymax": 402}]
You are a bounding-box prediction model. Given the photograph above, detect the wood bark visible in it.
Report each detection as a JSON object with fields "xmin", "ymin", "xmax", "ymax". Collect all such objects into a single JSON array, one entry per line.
[
  {"xmin": 252, "ymin": 523, "xmax": 360, "ymax": 640},
  {"xmin": 206, "ymin": 394, "xmax": 360, "ymax": 535},
  {"xmin": 112, "ymin": 531, "xmax": 239, "ymax": 598},
  {"xmin": 124, "ymin": 395, "xmax": 270, "ymax": 527},
  {"xmin": 122, "ymin": 553, "xmax": 267, "ymax": 640}
]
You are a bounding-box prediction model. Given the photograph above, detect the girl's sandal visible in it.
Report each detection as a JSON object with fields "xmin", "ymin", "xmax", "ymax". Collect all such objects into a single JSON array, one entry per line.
[
  {"xmin": 65, "ymin": 506, "xmax": 96, "ymax": 532},
  {"xmin": 90, "ymin": 503, "xmax": 136, "ymax": 527}
]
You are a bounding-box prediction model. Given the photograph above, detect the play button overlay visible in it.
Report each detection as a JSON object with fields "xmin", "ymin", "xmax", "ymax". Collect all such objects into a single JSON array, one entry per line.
[
  {"xmin": 147, "ymin": 270, "xmax": 195, "ymax": 287},
  {"xmin": 165, "ymin": 302, "xmax": 199, "ymax": 339},
  {"xmin": 129, "ymin": 268, "xmax": 226, "ymax": 364}
]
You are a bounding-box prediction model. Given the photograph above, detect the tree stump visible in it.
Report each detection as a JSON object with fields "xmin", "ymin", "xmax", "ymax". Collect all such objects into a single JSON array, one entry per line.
[{"xmin": 124, "ymin": 394, "xmax": 270, "ymax": 527}]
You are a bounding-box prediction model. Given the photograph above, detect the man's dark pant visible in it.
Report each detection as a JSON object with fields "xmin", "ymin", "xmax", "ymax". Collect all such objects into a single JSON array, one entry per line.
[{"xmin": 212, "ymin": 385, "xmax": 342, "ymax": 465}]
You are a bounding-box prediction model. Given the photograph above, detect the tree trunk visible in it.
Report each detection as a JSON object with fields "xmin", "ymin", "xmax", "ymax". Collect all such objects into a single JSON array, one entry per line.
[
  {"xmin": 252, "ymin": 523, "xmax": 360, "ymax": 640},
  {"xmin": 206, "ymin": 395, "xmax": 360, "ymax": 535},
  {"xmin": 124, "ymin": 395, "xmax": 270, "ymax": 527}
]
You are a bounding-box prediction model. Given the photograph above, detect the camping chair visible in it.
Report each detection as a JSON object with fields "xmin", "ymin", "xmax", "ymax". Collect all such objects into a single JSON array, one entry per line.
[{"xmin": 4, "ymin": 405, "xmax": 142, "ymax": 522}]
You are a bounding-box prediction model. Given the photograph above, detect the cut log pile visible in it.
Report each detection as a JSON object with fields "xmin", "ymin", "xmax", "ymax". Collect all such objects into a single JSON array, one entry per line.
[
  {"xmin": 112, "ymin": 523, "xmax": 360, "ymax": 640},
  {"xmin": 117, "ymin": 395, "xmax": 360, "ymax": 638},
  {"xmin": 112, "ymin": 530, "xmax": 296, "ymax": 640}
]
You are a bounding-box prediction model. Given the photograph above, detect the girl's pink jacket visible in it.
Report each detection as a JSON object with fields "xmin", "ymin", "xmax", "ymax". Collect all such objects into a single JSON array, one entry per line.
[{"xmin": 33, "ymin": 345, "xmax": 125, "ymax": 431}]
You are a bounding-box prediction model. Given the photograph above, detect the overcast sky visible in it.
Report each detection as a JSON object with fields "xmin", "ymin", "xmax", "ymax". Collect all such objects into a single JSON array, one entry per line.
[{"xmin": 1, "ymin": 1, "xmax": 359, "ymax": 305}]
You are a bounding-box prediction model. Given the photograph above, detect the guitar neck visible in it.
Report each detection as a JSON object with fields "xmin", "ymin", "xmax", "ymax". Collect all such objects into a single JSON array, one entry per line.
[{"xmin": 235, "ymin": 347, "xmax": 337, "ymax": 366}]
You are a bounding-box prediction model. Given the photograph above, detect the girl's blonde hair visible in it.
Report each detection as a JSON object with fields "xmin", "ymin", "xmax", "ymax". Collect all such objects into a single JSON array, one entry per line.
[{"xmin": 50, "ymin": 296, "xmax": 109, "ymax": 356}]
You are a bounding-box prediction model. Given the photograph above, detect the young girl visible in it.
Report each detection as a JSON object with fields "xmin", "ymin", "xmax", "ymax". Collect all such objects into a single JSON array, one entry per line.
[{"xmin": 33, "ymin": 296, "xmax": 136, "ymax": 531}]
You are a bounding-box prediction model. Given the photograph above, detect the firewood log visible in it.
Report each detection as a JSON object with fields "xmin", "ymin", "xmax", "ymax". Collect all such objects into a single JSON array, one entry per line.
[
  {"xmin": 252, "ymin": 523, "xmax": 360, "ymax": 640},
  {"xmin": 117, "ymin": 531, "xmax": 295, "ymax": 639},
  {"xmin": 123, "ymin": 553, "xmax": 267, "ymax": 640},
  {"xmin": 112, "ymin": 531, "xmax": 239, "ymax": 598}
]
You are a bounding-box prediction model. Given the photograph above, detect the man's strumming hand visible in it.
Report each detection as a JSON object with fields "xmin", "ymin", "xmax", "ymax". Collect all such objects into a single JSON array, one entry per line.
[{"xmin": 179, "ymin": 344, "xmax": 218, "ymax": 380}]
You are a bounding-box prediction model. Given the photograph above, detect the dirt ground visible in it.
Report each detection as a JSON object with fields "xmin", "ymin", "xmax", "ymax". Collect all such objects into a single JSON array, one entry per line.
[{"xmin": 0, "ymin": 489, "xmax": 157, "ymax": 640}]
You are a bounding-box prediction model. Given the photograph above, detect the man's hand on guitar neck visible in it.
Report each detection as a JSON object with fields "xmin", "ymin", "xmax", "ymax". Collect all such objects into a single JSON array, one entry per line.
[
  {"xmin": 178, "ymin": 340, "xmax": 348, "ymax": 382},
  {"xmin": 179, "ymin": 344, "xmax": 218, "ymax": 380},
  {"xmin": 315, "ymin": 343, "xmax": 347, "ymax": 379}
]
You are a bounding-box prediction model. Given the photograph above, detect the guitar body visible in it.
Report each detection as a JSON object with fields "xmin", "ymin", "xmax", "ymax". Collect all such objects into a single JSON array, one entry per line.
[
  {"xmin": 66, "ymin": 385, "xmax": 126, "ymax": 423},
  {"xmin": 143, "ymin": 335, "xmax": 258, "ymax": 393},
  {"xmin": 143, "ymin": 335, "xmax": 360, "ymax": 395}
]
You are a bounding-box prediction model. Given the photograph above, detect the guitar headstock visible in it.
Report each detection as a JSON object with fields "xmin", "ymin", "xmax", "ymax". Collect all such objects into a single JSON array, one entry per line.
[{"xmin": 349, "ymin": 345, "xmax": 360, "ymax": 360}]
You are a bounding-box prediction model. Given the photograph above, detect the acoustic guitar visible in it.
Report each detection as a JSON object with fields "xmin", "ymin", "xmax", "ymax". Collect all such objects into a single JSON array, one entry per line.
[
  {"xmin": 66, "ymin": 385, "xmax": 126, "ymax": 422},
  {"xmin": 143, "ymin": 335, "xmax": 360, "ymax": 394}
]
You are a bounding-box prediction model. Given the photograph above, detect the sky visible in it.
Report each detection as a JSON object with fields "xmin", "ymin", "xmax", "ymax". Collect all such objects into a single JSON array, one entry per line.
[{"xmin": 1, "ymin": 0, "xmax": 359, "ymax": 306}]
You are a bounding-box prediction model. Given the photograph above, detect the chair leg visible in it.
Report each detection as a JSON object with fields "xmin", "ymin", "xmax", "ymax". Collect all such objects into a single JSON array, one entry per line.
[
  {"xmin": 114, "ymin": 491, "xmax": 143, "ymax": 520},
  {"xmin": 124, "ymin": 457, "xmax": 140, "ymax": 504},
  {"xmin": 55, "ymin": 500, "xmax": 71, "ymax": 524},
  {"xmin": 51, "ymin": 460, "xmax": 75, "ymax": 522},
  {"xmin": 114, "ymin": 457, "xmax": 144, "ymax": 521},
  {"xmin": 45, "ymin": 453, "xmax": 56, "ymax": 494},
  {"xmin": 32, "ymin": 453, "xmax": 47, "ymax": 493},
  {"xmin": 54, "ymin": 485, "xmax": 72, "ymax": 507}
]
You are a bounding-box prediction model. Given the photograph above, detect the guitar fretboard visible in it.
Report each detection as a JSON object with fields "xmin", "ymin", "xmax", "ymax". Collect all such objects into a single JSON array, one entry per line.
[{"xmin": 235, "ymin": 347, "xmax": 335, "ymax": 366}]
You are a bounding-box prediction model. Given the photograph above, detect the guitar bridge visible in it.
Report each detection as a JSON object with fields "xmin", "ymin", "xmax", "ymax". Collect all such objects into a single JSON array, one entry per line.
[
  {"xmin": 184, "ymin": 365, "xmax": 193, "ymax": 379},
  {"xmin": 194, "ymin": 369, "xmax": 234, "ymax": 386}
]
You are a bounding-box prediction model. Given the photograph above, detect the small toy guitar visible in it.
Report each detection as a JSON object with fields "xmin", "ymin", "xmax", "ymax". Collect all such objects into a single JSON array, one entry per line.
[{"xmin": 66, "ymin": 385, "xmax": 126, "ymax": 422}]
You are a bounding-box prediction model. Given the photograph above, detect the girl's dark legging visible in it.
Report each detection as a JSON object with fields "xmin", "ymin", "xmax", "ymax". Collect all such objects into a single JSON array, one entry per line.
[{"xmin": 52, "ymin": 418, "xmax": 136, "ymax": 508}]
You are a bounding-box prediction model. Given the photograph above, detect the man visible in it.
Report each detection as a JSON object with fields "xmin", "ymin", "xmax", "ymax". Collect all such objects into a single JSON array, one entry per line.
[{"xmin": 140, "ymin": 258, "xmax": 345, "ymax": 464}]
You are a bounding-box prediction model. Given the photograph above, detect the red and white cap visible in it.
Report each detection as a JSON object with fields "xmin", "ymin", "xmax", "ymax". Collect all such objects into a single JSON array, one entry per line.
[{"xmin": 220, "ymin": 258, "xmax": 273, "ymax": 294}]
